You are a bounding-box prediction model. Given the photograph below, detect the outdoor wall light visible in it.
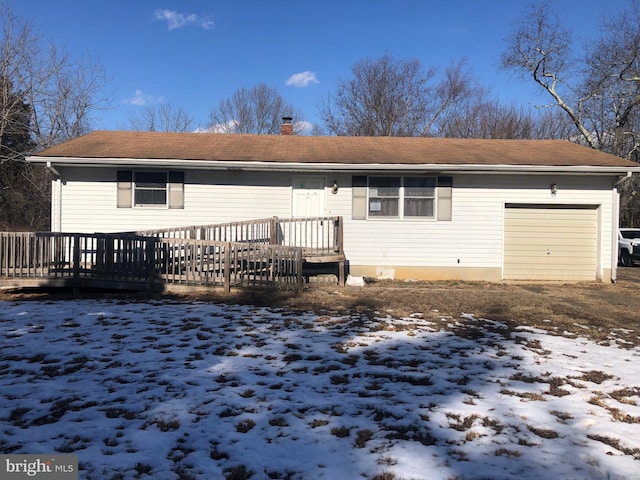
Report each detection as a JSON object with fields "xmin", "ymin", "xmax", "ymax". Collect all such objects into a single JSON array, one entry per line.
[
  {"xmin": 331, "ymin": 181, "xmax": 339, "ymax": 194},
  {"xmin": 551, "ymin": 183, "xmax": 558, "ymax": 196}
]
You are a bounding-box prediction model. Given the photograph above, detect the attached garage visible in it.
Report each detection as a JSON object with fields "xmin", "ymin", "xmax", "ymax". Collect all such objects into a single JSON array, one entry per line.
[{"xmin": 503, "ymin": 204, "xmax": 598, "ymax": 281}]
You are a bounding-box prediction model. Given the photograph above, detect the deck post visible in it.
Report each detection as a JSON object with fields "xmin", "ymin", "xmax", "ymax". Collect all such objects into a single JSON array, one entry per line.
[
  {"xmin": 72, "ymin": 234, "xmax": 81, "ymax": 289},
  {"xmin": 146, "ymin": 239, "xmax": 157, "ymax": 292},
  {"xmin": 296, "ymin": 248, "xmax": 304, "ymax": 293},
  {"xmin": 270, "ymin": 217, "xmax": 278, "ymax": 245},
  {"xmin": 224, "ymin": 243, "xmax": 231, "ymax": 292},
  {"xmin": 336, "ymin": 217, "xmax": 345, "ymax": 286},
  {"xmin": 72, "ymin": 234, "xmax": 81, "ymax": 278}
]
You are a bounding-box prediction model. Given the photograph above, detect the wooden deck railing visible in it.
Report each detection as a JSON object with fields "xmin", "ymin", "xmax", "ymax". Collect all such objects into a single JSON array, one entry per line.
[
  {"xmin": 157, "ymin": 237, "xmax": 303, "ymax": 291},
  {"xmin": 0, "ymin": 217, "xmax": 344, "ymax": 291},
  {"xmin": 139, "ymin": 216, "xmax": 344, "ymax": 259},
  {"xmin": 141, "ymin": 218, "xmax": 273, "ymax": 244},
  {"xmin": 0, "ymin": 231, "xmax": 305, "ymax": 291},
  {"xmin": 0, "ymin": 232, "xmax": 156, "ymax": 286},
  {"xmin": 276, "ymin": 217, "xmax": 343, "ymax": 258}
]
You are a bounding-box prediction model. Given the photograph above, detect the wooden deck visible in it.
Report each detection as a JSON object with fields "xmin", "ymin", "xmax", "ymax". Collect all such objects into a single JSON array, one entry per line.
[{"xmin": 0, "ymin": 217, "xmax": 344, "ymax": 292}]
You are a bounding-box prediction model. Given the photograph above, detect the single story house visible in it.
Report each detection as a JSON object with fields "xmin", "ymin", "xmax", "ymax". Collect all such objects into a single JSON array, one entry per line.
[{"xmin": 27, "ymin": 127, "xmax": 640, "ymax": 283}]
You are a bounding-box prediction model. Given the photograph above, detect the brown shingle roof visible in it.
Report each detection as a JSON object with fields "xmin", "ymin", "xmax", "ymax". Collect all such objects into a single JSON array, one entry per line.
[{"xmin": 32, "ymin": 130, "xmax": 639, "ymax": 168}]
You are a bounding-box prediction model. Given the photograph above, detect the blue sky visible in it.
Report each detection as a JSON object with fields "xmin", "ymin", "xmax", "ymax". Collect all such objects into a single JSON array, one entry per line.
[{"xmin": 13, "ymin": 0, "xmax": 630, "ymax": 133}]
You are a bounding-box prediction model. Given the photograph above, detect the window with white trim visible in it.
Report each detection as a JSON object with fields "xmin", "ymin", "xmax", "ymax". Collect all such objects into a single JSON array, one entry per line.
[
  {"xmin": 134, "ymin": 171, "xmax": 167, "ymax": 206},
  {"xmin": 117, "ymin": 170, "xmax": 184, "ymax": 209},
  {"xmin": 403, "ymin": 176, "xmax": 436, "ymax": 217},
  {"xmin": 368, "ymin": 176, "xmax": 401, "ymax": 217},
  {"xmin": 352, "ymin": 175, "xmax": 452, "ymax": 220}
]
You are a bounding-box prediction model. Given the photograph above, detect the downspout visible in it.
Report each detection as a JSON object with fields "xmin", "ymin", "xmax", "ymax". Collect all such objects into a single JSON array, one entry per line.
[
  {"xmin": 46, "ymin": 161, "xmax": 60, "ymax": 178},
  {"xmin": 46, "ymin": 162, "xmax": 62, "ymax": 232},
  {"xmin": 611, "ymin": 172, "xmax": 631, "ymax": 283}
]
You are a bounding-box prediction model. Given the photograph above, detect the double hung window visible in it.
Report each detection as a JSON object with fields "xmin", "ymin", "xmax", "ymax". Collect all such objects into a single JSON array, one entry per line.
[
  {"xmin": 403, "ymin": 176, "xmax": 436, "ymax": 217},
  {"xmin": 117, "ymin": 170, "xmax": 184, "ymax": 209},
  {"xmin": 368, "ymin": 177, "xmax": 401, "ymax": 217},
  {"xmin": 352, "ymin": 175, "xmax": 452, "ymax": 220},
  {"xmin": 368, "ymin": 176, "xmax": 438, "ymax": 219},
  {"xmin": 134, "ymin": 171, "xmax": 168, "ymax": 206}
]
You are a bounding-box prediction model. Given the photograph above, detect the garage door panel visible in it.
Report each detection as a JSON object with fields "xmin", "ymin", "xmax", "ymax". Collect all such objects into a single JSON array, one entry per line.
[
  {"xmin": 505, "ymin": 254, "xmax": 594, "ymax": 266},
  {"xmin": 504, "ymin": 236, "xmax": 596, "ymax": 246},
  {"xmin": 507, "ymin": 211, "xmax": 594, "ymax": 220},
  {"xmin": 505, "ymin": 222, "xmax": 595, "ymax": 231},
  {"xmin": 505, "ymin": 234, "xmax": 595, "ymax": 244},
  {"xmin": 506, "ymin": 220, "xmax": 595, "ymax": 230},
  {"xmin": 504, "ymin": 242, "xmax": 595, "ymax": 252},
  {"xmin": 505, "ymin": 252, "xmax": 595, "ymax": 258},
  {"xmin": 504, "ymin": 206, "xmax": 597, "ymax": 281}
]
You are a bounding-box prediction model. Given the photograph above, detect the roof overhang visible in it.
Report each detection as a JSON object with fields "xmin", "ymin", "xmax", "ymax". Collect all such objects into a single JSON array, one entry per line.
[{"xmin": 28, "ymin": 156, "xmax": 640, "ymax": 176}]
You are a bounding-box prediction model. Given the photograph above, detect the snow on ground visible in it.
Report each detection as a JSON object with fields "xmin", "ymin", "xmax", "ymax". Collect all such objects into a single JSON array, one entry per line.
[{"xmin": 1, "ymin": 299, "xmax": 639, "ymax": 480}]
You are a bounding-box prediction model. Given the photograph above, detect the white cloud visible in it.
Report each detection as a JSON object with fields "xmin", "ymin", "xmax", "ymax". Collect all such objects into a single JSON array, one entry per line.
[
  {"xmin": 199, "ymin": 120, "xmax": 238, "ymax": 134},
  {"xmin": 285, "ymin": 71, "xmax": 319, "ymax": 87},
  {"xmin": 123, "ymin": 90, "xmax": 163, "ymax": 106},
  {"xmin": 297, "ymin": 120, "xmax": 314, "ymax": 134},
  {"xmin": 153, "ymin": 9, "xmax": 214, "ymax": 30}
]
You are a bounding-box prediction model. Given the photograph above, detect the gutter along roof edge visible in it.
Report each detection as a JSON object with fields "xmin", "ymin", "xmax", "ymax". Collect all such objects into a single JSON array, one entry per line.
[{"xmin": 27, "ymin": 156, "xmax": 640, "ymax": 175}]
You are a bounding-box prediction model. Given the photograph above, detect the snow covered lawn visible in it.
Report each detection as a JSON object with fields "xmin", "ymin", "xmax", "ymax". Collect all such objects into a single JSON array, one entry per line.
[{"xmin": 1, "ymin": 299, "xmax": 639, "ymax": 479}]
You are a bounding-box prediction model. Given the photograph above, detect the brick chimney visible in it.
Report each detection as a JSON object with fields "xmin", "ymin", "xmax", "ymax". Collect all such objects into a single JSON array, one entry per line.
[{"xmin": 281, "ymin": 116, "xmax": 293, "ymax": 135}]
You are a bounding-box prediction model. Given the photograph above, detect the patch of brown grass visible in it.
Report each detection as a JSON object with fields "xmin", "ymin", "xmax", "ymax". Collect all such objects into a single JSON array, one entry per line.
[
  {"xmin": 163, "ymin": 268, "xmax": 640, "ymax": 345},
  {"xmin": 527, "ymin": 425, "xmax": 559, "ymax": 439},
  {"xmin": 576, "ymin": 370, "xmax": 616, "ymax": 384},
  {"xmin": 587, "ymin": 434, "xmax": 640, "ymax": 458},
  {"xmin": 5, "ymin": 268, "xmax": 640, "ymax": 345},
  {"xmin": 610, "ymin": 387, "xmax": 640, "ymax": 405}
]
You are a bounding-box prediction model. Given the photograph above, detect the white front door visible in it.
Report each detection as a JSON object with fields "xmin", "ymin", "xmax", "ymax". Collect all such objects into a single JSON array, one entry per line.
[{"xmin": 292, "ymin": 176, "xmax": 325, "ymax": 218}]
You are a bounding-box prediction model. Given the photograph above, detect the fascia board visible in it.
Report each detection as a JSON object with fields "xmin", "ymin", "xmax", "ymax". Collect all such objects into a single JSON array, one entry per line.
[{"xmin": 27, "ymin": 156, "xmax": 640, "ymax": 175}]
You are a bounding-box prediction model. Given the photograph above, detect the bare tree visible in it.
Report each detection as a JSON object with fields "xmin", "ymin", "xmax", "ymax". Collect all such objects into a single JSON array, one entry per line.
[
  {"xmin": 440, "ymin": 100, "xmax": 574, "ymax": 139},
  {"xmin": 424, "ymin": 60, "xmax": 489, "ymax": 137},
  {"xmin": 207, "ymin": 84, "xmax": 301, "ymax": 134},
  {"xmin": 441, "ymin": 101, "xmax": 534, "ymax": 139},
  {"xmin": 319, "ymin": 53, "xmax": 434, "ymax": 136},
  {"xmin": 29, "ymin": 49, "xmax": 110, "ymax": 147},
  {"xmin": 128, "ymin": 102, "xmax": 193, "ymax": 132},
  {"xmin": 501, "ymin": 0, "xmax": 640, "ymax": 160},
  {"xmin": 0, "ymin": 1, "xmax": 111, "ymax": 229},
  {"xmin": 1, "ymin": 1, "xmax": 111, "ymax": 151},
  {"xmin": 500, "ymin": 3, "xmax": 591, "ymax": 141},
  {"xmin": 582, "ymin": 1, "xmax": 640, "ymax": 160},
  {"xmin": 319, "ymin": 54, "xmax": 491, "ymax": 137}
]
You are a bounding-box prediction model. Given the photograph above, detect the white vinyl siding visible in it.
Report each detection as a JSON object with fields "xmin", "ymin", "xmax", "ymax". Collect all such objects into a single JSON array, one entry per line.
[
  {"xmin": 53, "ymin": 168, "xmax": 617, "ymax": 281},
  {"xmin": 56, "ymin": 168, "xmax": 293, "ymax": 233},
  {"xmin": 503, "ymin": 205, "xmax": 598, "ymax": 281}
]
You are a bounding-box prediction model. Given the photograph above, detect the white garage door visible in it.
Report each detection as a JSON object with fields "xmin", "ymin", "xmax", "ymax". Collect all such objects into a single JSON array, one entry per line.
[{"xmin": 503, "ymin": 205, "xmax": 598, "ymax": 281}]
